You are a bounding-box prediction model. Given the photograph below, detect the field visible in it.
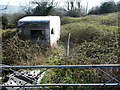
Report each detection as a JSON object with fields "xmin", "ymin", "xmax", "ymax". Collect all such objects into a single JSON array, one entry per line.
[{"xmin": 2, "ymin": 12, "xmax": 120, "ymax": 89}]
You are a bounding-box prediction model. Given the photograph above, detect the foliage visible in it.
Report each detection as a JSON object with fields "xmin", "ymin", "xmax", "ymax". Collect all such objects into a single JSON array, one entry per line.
[
  {"xmin": 50, "ymin": 8, "xmax": 67, "ymax": 17},
  {"xmin": 32, "ymin": 2, "xmax": 53, "ymax": 16},
  {"xmin": 41, "ymin": 41, "xmax": 119, "ymax": 89},
  {"xmin": 61, "ymin": 22, "xmax": 118, "ymax": 44},
  {"xmin": 10, "ymin": 13, "xmax": 25, "ymax": 27},
  {"xmin": 65, "ymin": 9, "xmax": 85, "ymax": 17},
  {"xmin": 40, "ymin": 12, "xmax": 119, "ymax": 89},
  {"xmin": 61, "ymin": 12, "xmax": 119, "ymax": 26},
  {"xmin": 88, "ymin": 6, "xmax": 100, "ymax": 15},
  {"xmin": 88, "ymin": 1, "xmax": 118, "ymax": 15},
  {"xmin": 21, "ymin": 1, "xmax": 54, "ymax": 16},
  {"xmin": 100, "ymin": 1, "xmax": 117, "ymax": 14},
  {"xmin": 1, "ymin": 16, "xmax": 9, "ymax": 30},
  {"xmin": 2, "ymin": 31, "xmax": 49, "ymax": 65},
  {"xmin": 117, "ymin": 1, "xmax": 120, "ymax": 12},
  {"xmin": 1, "ymin": 13, "xmax": 24, "ymax": 29},
  {"xmin": 2, "ymin": 11, "xmax": 119, "ymax": 89}
]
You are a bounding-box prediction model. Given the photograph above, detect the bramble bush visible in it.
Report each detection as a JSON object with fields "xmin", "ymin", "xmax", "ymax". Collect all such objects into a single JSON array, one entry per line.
[{"xmin": 2, "ymin": 31, "xmax": 49, "ymax": 65}]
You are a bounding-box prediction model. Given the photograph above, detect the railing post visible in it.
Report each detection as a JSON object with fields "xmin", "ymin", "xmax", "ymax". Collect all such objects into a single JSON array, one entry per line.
[{"xmin": 67, "ymin": 32, "xmax": 70, "ymax": 57}]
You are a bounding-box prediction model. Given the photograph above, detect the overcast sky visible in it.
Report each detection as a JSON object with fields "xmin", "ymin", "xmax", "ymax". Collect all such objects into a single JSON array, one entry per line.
[{"xmin": 0, "ymin": 0, "xmax": 120, "ymax": 10}]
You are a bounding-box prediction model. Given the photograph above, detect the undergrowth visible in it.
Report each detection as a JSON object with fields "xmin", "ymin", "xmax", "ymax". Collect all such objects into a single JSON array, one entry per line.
[
  {"xmin": 2, "ymin": 31, "xmax": 50, "ymax": 65},
  {"xmin": 2, "ymin": 12, "xmax": 120, "ymax": 89},
  {"xmin": 61, "ymin": 12, "xmax": 119, "ymax": 26}
]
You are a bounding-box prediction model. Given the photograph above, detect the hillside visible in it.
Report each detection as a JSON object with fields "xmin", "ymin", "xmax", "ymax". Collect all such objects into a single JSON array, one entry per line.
[
  {"xmin": 61, "ymin": 12, "xmax": 119, "ymax": 44},
  {"xmin": 61, "ymin": 12, "xmax": 119, "ymax": 26},
  {"xmin": 2, "ymin": 12, "xmax": 119, "ymax": 89}
]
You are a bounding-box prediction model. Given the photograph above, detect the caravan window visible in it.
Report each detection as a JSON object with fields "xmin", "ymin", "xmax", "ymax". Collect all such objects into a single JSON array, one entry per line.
[
  {"xmin": 31, "ymin": 30, "xmax": 45, "ymax": 40},
  {"xmin": 51, "ymin": 28, "xmax": 54, "ymax": 34}
]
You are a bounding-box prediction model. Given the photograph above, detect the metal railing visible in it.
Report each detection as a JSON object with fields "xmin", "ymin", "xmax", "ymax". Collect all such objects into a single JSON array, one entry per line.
[
  {"xmin": 0, "ymin": 64, "xmax": 120, "ymax": 88},
  {"xmin": 1, "ymin": 83, "xmax": 119, "ymax": 87},
  {"xmin": 1, "ymin": 64, "xmax": 120, "ymax": 68}
]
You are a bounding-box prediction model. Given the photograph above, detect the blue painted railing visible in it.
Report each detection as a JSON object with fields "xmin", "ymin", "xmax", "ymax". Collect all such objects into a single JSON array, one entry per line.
[
  {"xmin": 1, "ymin": 64, "xmax": 120, "ymax": 69},
  {"xmin": 1, "ymin": 64, "xmax": 120, "ymax": 87},
  {"xmin": 1, "ymin": 83, "xmax": 120, "ymax": 87}
]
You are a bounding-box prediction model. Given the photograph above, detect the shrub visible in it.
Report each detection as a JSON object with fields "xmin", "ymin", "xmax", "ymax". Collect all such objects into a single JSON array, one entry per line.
[
  {"xmin": 65, "ymin": 9, "xmax": 84, "ymax": 17},
  {"xmin": 88, "ymin": 1, "xmax": 117, "ymax": 15},
  {"xmin": 61, "ymin": 12, "xmax": 119, "ymax": 26},
  {"xmin": 2, "ymin": 31, "xmax": 48, "ymax": 65},
  {"xmin": 41, "ymin": 41, "xmax": 119, "ymax": 89},
  {"xmin": 1, "ymin": 16, "xmax": 9, "ymax": 30},
  {"xmin": 61, "ymin": 22, "xmax": 118, "ymax": 44}
]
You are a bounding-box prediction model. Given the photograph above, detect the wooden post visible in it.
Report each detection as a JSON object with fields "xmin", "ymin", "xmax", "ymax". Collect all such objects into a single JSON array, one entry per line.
[{"xmin": 67, "ymin": 32, "xmax": 70, "ymax": 57}]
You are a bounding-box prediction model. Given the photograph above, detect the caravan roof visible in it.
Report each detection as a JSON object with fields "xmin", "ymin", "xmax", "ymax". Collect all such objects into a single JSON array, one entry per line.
[{"xmin": 18, "ymin": 16, "xmax": 59, "ymax": 22}]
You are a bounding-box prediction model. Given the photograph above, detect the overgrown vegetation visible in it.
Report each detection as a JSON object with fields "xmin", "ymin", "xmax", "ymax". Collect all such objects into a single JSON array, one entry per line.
[
  {"xmin": 88, "ymin": 1, "xmax": 120, "ymax": 15},
  {"xmin": 40, "ymin": 13, "xmax": 119, "ymax": 89},
  {"xmin": 61, "ymin": 12, "xmax": 119, "ymax": 26},
  {"xmin": 0, "ymin": 13, "xmax": 24, "ymax": 29},
  {"xmin": 2, "ymin": 12, "xmax": 119, "ymax": 89}
]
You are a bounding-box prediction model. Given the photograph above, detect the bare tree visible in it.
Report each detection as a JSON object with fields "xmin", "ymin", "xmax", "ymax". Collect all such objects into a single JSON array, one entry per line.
[
  {"xmin": 67, "ymin": 1, "xmax": 70, "ymax": 10},
  {"xmin": 86, "ymin": 1, "xmax": 88, "ymax": 14},
  {"xmin": 64, "ymin": 0, "xmax": 69, "ymax": 11},
  {"xmin": 20, "ymin": 1, "xmax": 33, "ymax": 15},
  {"xmin": 0, "ymin": 2, "xmax": 9, "ymax": 11},
  {"xmin": 77, "ymin": 0, "xmax": 82, "ymax": 10},
  {"xmin": 70, "ymin": 2, "xmax": 74, "ymax": 10},
  {"xmin": 30, "ymin": 0, "xmax": 58, "ymax": 7},
  {"xmin": 65, "ymin": 0, "xmax": 82, "ymax": 11}
]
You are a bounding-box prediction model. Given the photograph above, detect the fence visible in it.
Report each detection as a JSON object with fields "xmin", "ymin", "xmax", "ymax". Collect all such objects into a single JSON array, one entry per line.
[{"xmin": 0, "ymin": 64, "xmax": 120, "ymax": 88}]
